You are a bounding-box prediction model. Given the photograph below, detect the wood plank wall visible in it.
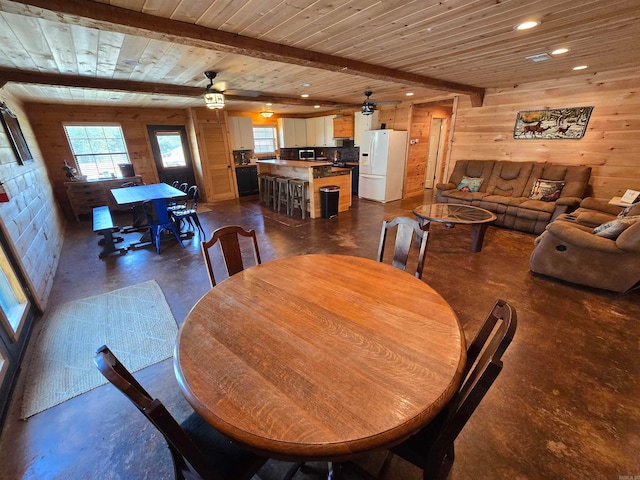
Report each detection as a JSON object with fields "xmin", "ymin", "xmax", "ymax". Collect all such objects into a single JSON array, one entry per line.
[
  {"xmin": 24, "ymin": 104, "xmax": 191, "ymax": 221},
  {"xmin": 0, "ymin": 91, "xmax": 65, "ymax": 309},
  {"xmin": 451, "ymin": 67, "xmax": 640, "ymax": 201}
]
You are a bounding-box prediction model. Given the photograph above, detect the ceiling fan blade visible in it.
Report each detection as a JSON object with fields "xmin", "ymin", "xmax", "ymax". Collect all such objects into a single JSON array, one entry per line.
[
  {"xmin": 374, "ymin": 100, "xmax": 401, "ymax": 105},
  {"xmin": 224, "ymin": 89, "xmax": 261, "ymax": 97}
]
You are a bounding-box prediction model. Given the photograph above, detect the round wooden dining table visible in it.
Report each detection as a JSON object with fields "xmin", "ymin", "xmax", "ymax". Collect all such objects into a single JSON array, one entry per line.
[{"xmin": 174, "ymin": 254, "xmax": 466, "ymax": 462}]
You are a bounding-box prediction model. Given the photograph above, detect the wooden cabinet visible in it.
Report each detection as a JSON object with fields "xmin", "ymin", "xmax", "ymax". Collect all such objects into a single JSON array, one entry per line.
[
  {"xmin": 278, "ymin": 118, "xmax": 308, "ymax": 147},
  {"xmin": 235, "ymin": 165, "xmax": 259, "ymax": 196},
  {"xmin": 228, "ymin": 116, "xmax": 255, "ymax": 151},
  {"xmin": 305, "ymin": 116, "xmax": 336, "ymax": 147},
  {"xmin": 354, "ymin": 111, "xmax": 379, "ymax": 146},
  {"xmin": 333, "ymin": 115, "xmax": 354, "ymax": 139},
  {"xmin": 65, "ymin": 176, "xmax": 142, "ymax": 221}
]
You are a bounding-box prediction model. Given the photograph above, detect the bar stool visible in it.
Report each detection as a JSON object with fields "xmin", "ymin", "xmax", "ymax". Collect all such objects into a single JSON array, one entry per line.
[
  {"xmin": 275, "ymin": 177, "xmax": 290, "ymax": 213},
  {"xmin": 258, "ymin": 173, "xmax": 271, "ymax": 204},
  {"xmin": 289, "ymin": 179, "xmax": 309, "ymax": 219},
  {"xmin": 262, "ymin": 175, "xmax": 277, "ymax": 208}
]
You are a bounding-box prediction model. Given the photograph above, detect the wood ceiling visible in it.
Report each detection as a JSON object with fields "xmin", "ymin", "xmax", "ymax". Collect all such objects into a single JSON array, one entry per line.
[{"xmin": 0, "ymin": 0, "xmax": 638, "ymax": 114}]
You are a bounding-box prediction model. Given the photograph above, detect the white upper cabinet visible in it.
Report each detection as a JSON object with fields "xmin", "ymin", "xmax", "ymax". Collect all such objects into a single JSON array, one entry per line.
[
  {"xmin": 354, "ymin": 111, "xmax": 379, "ymax": 146},
  {"xmin": 278, "ymin": 118, "xmax": 308, "ymax": 147},
  {"xmin": 228, "ymin": 116, "xmax": 255, "ymax": 151},
  {"xmin": 304, "ymin": 116, "xmax": 336, "ymax": 147},
  {"xmin": 323, "ymin": 116, "xmax": 336, "ymax": 147}
]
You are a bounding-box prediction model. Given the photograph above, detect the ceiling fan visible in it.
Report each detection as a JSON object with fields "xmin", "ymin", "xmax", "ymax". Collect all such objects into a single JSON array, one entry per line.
[
  {"xmin": 361, "ymin": 90, "xmax": 401, "ymax": 115},
  {"xmin": 203, "ymin": 71, "xmax": 261, "ymax": 98}
]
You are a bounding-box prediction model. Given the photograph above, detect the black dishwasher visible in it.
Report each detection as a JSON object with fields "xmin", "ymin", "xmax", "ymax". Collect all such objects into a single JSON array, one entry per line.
[{"xmin": 236, "ymin": 165, "xmax": 259, "ymax": 196}]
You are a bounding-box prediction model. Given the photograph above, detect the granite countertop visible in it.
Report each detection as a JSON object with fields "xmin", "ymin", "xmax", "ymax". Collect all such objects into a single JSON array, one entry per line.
[
  {"xmin": 234, "ymin": 163, "xmax": 257, "ymax": 168},
  {"xmin": 256, "ymin": 159, "xmax": 333, "ymax": 167}
]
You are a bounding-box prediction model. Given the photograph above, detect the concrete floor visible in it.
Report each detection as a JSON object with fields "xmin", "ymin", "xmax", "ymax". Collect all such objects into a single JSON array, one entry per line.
[{"xmin": 0, "ymin": 192, "xmax": 638, "ymax": 480}]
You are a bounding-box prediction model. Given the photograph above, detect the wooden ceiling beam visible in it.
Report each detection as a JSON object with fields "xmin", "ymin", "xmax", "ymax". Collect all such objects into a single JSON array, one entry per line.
[
  {"xmin": 0, "ymin": 0, "xmax": 485, "ymax": 107},
  {"xmin": 0, "ymin": 67, "xmax": 349, "ymax": 106}
]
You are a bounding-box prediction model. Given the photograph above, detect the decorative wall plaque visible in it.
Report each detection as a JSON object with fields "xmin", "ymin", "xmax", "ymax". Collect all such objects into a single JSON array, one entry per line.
[
  {"xmin": 513, "ymin": 106, "xmax": 593, "ymax": 140},
  {"xmin": 0, "ymin": 102, "xmax": 33, "ymax": 164}
]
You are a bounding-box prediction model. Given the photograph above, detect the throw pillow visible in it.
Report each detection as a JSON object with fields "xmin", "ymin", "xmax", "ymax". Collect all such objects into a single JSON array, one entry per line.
[
  {"xmin": 592, "ymin": 215, "xmax": 640, "ymax": 239},
  {"xmin": 457, "ymin": 176, "xmax": 484, "ymax": 193},
  {"xmin": 529, "ymin": 179, "xmax": 565, "ymax": 202}
]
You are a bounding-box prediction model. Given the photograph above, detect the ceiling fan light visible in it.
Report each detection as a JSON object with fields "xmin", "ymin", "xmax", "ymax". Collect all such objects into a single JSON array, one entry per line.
[
  {"xmin": 361, "ymin": 102, "xmax": 375, "ymax": 115},
  {"xmin": 204, "ymin": 91, "xmax": 225, "ymax": 109},
  {"xmin": 261, "ymin": 111, "xmax": 274, "ymax": 118},
  {"xmin": 362, "ymin": 90, "xmax": 375, "ymax": 115}
]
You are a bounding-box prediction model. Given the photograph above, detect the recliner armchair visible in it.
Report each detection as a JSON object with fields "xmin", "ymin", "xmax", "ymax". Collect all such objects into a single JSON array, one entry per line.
[{"xmin": 530, "ymin": 198, "xmax": 640, "ymax": 292}]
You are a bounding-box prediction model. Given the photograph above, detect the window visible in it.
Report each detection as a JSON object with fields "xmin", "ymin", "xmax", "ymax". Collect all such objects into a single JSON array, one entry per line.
[
  {"xmin": 253, "ymin": 127, "xmax": 277, "ymax": 153},
  {"xmin": 153, "ymin": 130, "xmax": 187, "ymax": 168},
  {"xmin": 63, "ymin": 125, "xmax": 130, "ymax": 179}
]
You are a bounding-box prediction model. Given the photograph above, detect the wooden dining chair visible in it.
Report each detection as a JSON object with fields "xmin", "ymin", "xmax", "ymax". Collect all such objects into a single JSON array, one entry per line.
[
  {"xmin": 377, "ymin": 216, "xmax": 429, "ymax": 279},
  {"xmin": 201, "ymin": 225, "xmax": 262, "ymax": 287},
  {"xmin": 94, "ymin": 345, "xmax": 266, "ymax": 480},
  {"xmin": 377, "ymin": 299, "xmax": 518, "ymax": 480}
]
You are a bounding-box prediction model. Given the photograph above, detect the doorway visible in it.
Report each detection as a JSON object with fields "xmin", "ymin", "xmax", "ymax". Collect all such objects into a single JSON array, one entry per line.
[
  {"xmin": 424, "ymin": 118, "xmax": 447, "ymax": 189},
  {"xmin": 0, "ymin": 229, "xmax": 36, "ymax": 430},
  {"xmin": 147, "ymin": 125, "xmax": 196, "ymax": 187}
]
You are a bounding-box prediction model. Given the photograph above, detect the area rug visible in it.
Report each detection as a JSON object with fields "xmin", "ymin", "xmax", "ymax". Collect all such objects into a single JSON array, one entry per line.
[{"xmin": 20, "ymin": 280, "xmax": 178, "ymax": 419}]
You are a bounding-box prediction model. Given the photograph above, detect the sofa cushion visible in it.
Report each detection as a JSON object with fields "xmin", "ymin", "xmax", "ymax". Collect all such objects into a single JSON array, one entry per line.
[
  {"xmin": 518, "ymin": 199, "xmax": 558, "ymax": 214},
  {"xmin": 485, "ymin": 161, "xmax": 534, "ymax": 197},
  {"xmin": 592, "ymin": 215, "xmax": 640, "ymax": 239},
  {"xmin": 457, "ymin": 176, "xmax": 484, "ymax": 192},
  {"xmin": 529, "ymin": 179, "xmax": 565, "ymax": 201},
  {"xmin": 448, "ymin": 160, "xmax": 495, "ymax": 193}
]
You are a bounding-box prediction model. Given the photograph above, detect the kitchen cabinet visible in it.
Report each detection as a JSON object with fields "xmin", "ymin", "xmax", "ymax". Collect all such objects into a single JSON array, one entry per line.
[
  {"xmin": 354, "ymin": 111, "xmax": 379, "ymax": 146},
  {"xmin": 228, "ymin": 116, "xmax": 255, "ymax": 151},
  {"xmin": 235, "ymin": 165, "xmax": 259, "ymax": 196},
  {"xmin": 323, "ymin": 116, "xmax": 336, "ymax": 147},
  {"xmin": 305, "ymin": 116, "xmax": 336, "ymax": 147},
  {"xmin": 278, "ymin": 118, "xmax": 307, "ymax": 147},
  {"xmin": 333, "ymin": 115, "xmax": 354, "ymax": 138}
]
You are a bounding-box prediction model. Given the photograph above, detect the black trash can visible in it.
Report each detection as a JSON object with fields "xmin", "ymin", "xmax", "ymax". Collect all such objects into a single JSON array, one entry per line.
[
  {"xmin": 320, "ymin": 185, "xmax": 340, "ymax": 219},
  {"xmin": 118, "ymin": 163, "xmax": 135, "ymax": 178}
]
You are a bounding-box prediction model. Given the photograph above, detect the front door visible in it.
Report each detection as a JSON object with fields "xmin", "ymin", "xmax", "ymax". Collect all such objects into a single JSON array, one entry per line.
[
  {"xmin": 0, "ymin": 229, "xmax": 36, "ymax": 431},
  {"xmin": 147, "ymin": 125, "xmax": 196, "ymax": 187}
]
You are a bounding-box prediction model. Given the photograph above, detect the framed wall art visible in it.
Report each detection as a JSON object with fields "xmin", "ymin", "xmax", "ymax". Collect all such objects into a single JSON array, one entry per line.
[
  {"xmin": 513, "ymin": 106, "xmax": 593, "ymax": 140},
  {"xmin": 0, "ymin": 102, "xmax": 33, "ymax": 165}
]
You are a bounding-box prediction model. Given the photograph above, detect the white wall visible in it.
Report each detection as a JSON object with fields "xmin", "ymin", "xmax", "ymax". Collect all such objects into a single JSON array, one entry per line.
[{"xmin": 0, "ymin": 90, "xmax": 65, "ymax": 310}]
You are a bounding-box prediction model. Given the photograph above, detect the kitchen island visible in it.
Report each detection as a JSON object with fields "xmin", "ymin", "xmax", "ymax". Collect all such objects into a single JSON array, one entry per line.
[{"xmin": 256, "ymin": 160, "xmax": 352, "ymax": 218}]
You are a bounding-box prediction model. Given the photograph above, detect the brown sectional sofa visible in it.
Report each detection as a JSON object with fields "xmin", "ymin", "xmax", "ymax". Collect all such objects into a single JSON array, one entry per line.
[
  {"xmin": 530, "ymin": 198, "xmax": 640, "ymax": 292},
  {"xmin": 436, "ymin": 160, "xmax": 592, "ymax": 234}
]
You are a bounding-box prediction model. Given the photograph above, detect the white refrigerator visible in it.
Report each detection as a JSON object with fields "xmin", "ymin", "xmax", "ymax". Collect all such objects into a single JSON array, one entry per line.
[{"xmin": 358, "ymin": 129, "xmax": 408, "ymax": 202}]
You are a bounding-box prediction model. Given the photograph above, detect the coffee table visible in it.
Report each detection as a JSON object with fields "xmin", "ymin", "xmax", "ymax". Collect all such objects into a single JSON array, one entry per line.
[{"xmin": 413, "ymin": 203, "xmax": 497, "ymax": 252}]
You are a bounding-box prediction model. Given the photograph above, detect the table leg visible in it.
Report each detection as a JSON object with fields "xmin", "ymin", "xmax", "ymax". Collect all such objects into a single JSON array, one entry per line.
[{"xmin": 470, "ymin": 223, "xmax": 489, "ymax": 252}]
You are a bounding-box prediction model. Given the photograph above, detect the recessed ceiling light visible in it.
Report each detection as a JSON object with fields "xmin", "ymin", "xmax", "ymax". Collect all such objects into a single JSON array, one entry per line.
[
  {"xmin": 405, "ymin": 92, "xmax": 414, "ymax": 96},
  {"xmin": 266, "ymin": 103, "xmax": 272, "ymax": 106},
  {"xmin": 313, "ymin": 105, "xmax": 320, "ymax": 108},
  {"xmin": 301, "ymin": 94, "xmax": 309, "ymax": 98},
  {"xmin": 300, "ymin": 83, "xmax": 311, "ymax": 87},
  {"xmin": 551, "ymin": 48, "xmax": 569, "ymax": 55},
  {"xmin": 573, "ymin": 65, "xmax": 588, "ymax": 70},
  {"xmin": 515, "ymin": 21, "xmax": 540, "ymax": 30}
]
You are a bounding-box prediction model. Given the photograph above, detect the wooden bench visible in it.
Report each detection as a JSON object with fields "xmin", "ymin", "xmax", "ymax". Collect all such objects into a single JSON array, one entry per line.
[{"xmin": 92, "ymin": 206, "xmax": 126, "ymax": 258}]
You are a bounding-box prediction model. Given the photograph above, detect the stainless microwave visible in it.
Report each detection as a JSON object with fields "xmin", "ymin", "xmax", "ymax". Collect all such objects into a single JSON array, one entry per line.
[{"xmin": 298, "ymin": 149, "xmax": 315, "ymax": 160}]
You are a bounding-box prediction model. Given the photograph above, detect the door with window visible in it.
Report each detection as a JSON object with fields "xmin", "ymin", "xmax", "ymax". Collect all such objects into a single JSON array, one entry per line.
[
  {"xmin": 0, "ymin": 230, "xmax": 36, "ymax": 429},
  {"xmin": 147, "ymin": 125, "xmax": 196, "ymax": 187}
]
